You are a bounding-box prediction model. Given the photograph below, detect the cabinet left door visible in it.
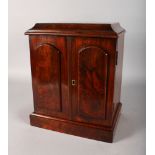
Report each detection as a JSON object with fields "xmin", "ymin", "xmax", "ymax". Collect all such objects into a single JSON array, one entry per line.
[{"xmin": 29, "ymin": 36, "xmax": 70, "ymax": 119}]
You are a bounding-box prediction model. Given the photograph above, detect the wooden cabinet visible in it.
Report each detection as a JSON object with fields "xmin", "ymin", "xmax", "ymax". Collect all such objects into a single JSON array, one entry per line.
[{"xmin": 25, "ymin": 23, "xmax": 125, "ymax": 143}]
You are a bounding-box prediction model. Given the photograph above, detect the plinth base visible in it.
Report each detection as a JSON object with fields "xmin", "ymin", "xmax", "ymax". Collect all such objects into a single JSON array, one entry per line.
[{"xmin": 30, "ymin": 103, "xmax": 122, "ymax": 143}]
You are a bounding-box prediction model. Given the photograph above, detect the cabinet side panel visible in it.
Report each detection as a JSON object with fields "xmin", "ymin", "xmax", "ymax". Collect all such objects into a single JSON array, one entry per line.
[{"xmin": 113, "ymin": 33, "xmax": 125, "ymax": 111}]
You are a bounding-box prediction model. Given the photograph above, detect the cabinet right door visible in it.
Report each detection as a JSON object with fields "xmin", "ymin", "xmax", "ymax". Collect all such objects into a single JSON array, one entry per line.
[{"xmin": 71, "ymin": 37, "xmax": 115, "ymax": 125}]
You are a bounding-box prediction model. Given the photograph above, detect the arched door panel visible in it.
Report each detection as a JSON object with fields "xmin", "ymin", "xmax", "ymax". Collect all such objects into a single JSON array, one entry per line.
[
  {"xmin": 71, "ymin": 38, "xmax": 111, "ymax": 125},
  {"xmin": 34, "ymin": 43, "xmax": 62, "ymax": 112},
  {"xmin": 29, "ymin": 36, "xmax": 69, "ymax": 118},
  {"xmin": 78, "ymin": 46, "xmax": 108, "ymax": 119}
]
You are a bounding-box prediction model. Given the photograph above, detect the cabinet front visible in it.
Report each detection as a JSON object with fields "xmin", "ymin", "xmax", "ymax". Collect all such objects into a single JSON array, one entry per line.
[
  {"xmin": 29, "ymin": 36, "xmax": 70, "ymax": 119},
  {"xmin": 71, "ymin": 38, "xmax": 115, "ymax": 125}
]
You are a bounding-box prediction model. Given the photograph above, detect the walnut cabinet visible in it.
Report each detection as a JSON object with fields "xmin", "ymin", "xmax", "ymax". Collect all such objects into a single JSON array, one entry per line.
[{"xmin": 25, "ymin": 23, "xmax": 125, "ymax": 142}]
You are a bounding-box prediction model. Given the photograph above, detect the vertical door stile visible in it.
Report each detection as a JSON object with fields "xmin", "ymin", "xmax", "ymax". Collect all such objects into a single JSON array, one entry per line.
[{"xmin": 67, "ymin": 37, "xmax": 73, "ymax": 120}]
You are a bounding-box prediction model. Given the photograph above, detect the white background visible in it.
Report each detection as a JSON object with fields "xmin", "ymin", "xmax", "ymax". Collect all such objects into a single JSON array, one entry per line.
[{"xmin": 8, "ymin": 0, "xmax": 146, "ymax": 155}]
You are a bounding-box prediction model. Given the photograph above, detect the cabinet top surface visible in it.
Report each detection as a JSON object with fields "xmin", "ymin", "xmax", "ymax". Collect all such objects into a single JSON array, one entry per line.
[{"xmin": 25, "ymin": 23, "xmax": 125, "ymax": 38}]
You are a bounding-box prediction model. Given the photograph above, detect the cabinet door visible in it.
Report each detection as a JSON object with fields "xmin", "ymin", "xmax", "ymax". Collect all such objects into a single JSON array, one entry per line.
[
  {"xmin": 29, "ymin": 36, "xmax": 70, "ymax": 119},
  {"xmin": 71, "ymin": 38, "xmax": 115, "ymax": 125}
]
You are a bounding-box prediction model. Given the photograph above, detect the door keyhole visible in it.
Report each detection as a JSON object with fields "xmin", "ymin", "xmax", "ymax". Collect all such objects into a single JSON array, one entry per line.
[{"xmin": 72, "ymin": 80, "xmax": 76, "ymax": 86}]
